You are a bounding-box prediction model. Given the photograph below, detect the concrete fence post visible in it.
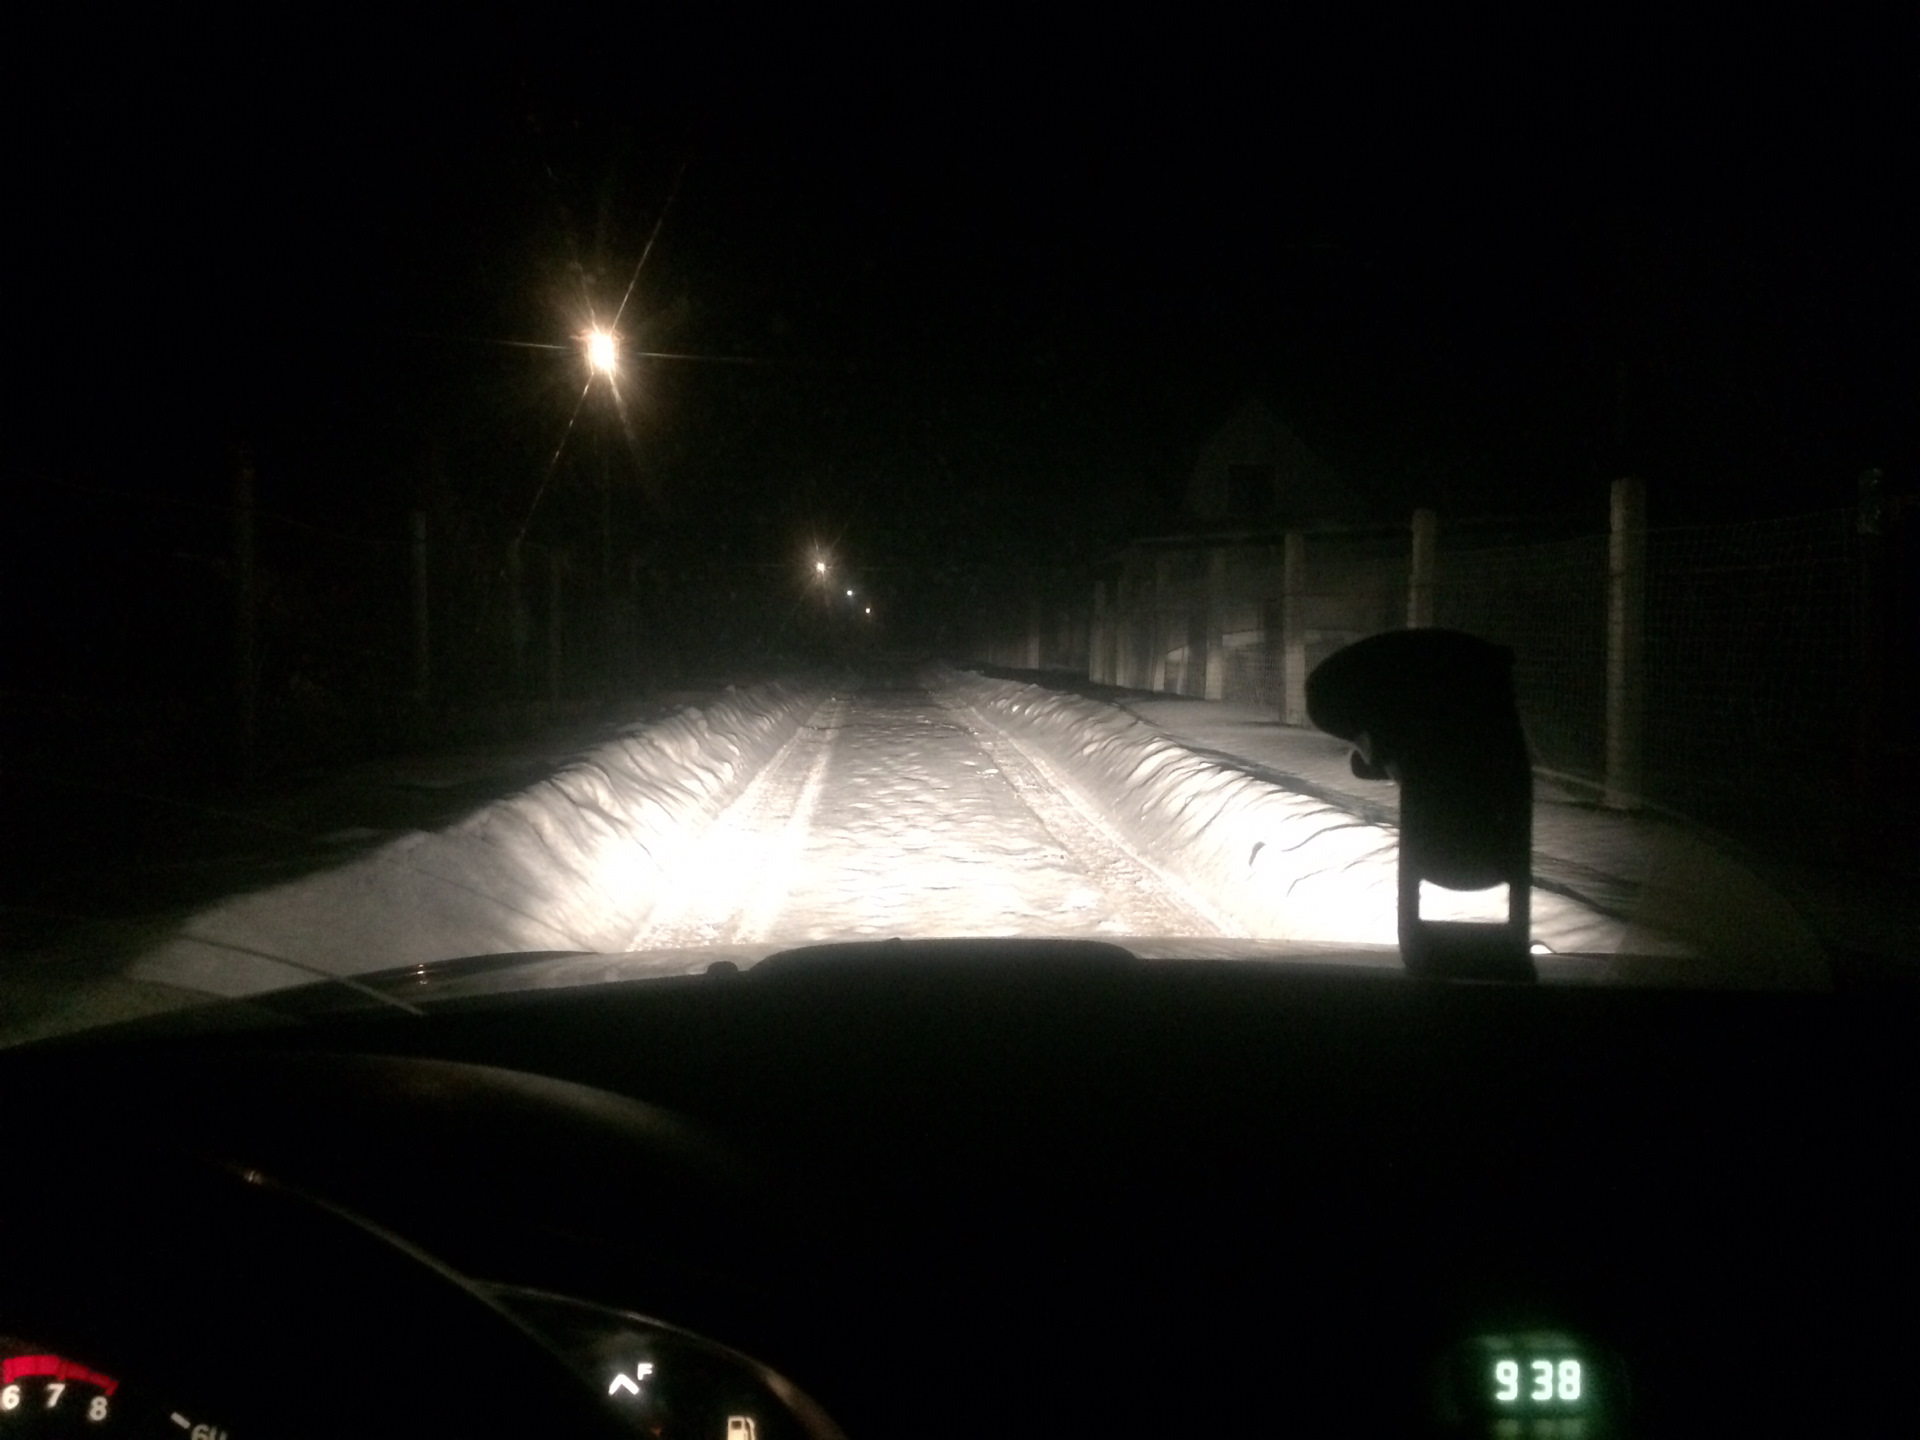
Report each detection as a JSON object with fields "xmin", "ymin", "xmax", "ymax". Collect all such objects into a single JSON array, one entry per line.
[
  {"xmin": 410, "ymin": 509, "xmax": 431, "ymax": 705},
  {"xmin": 1150, "ymin": 554, "xmax": 1172, "ymax": 692},
  {"xmin": 1604, "ymin": 478, "xmax": 1647, "ymax": 809},
  {"xmin": 1853, "ymin": 467, "xmax": 1888, "ymax": 854},
  {"xmin": 624, "ymin": 552, "xmax": 642, "ymax": 696},
  {"xmin": 1408, "ymin": 508, "xmax": 1437, "ymax": 627},
  {"xmin": 1204, "ymin": 547, "xmax": 1228, "ymax": 700},
  {"xmin": 1182, "ymin": 570, "xmax": 1204, "ymax": 696},
  {"xmin": 1090, "ymin": 581, "xmax": 1108, "ymax": 684},
  {"xmin": 506, "ymin": 540, "xmax": 528, "ymax": 701},
  {"xmin": 546, "ymin": 547, "xmax": 566, "ymax": 707},
  {"xmin": 232, "ymin": 443, "xmax": 257, "ymax": 782},
  {"xmin": 1025, "ymin": 591, "xmax": 1043, "ymax": 670},
  {"xmin": 1282, "ymin": 530, "xmax": 1308, "ymax": 725},
  {"xmin": 1113, "ymin": 572, "xmax": 1133, "ymax": 688},
  {"xmin": 1257, "ymin": 545, "xmax": 1280, "ymax": 712}
]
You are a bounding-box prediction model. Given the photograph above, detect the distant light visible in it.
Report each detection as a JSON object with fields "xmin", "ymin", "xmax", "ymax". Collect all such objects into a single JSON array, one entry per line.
[
  {"xmin": 846, "ymin": 588, "xmax": 854, "ymax": 597},
  {"xmin": 864, "ymin": 606, "xmax": 871, "ymax": 615},
  {"xmin": 814, "ymin": 560, "xmax": 827, "ymax": 575},
  {"xmin": 586, "ymin": 328, "xmax": 619, "ymax": 376}
]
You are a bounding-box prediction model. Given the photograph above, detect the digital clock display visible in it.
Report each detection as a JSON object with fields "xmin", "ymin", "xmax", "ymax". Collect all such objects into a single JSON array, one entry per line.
[
  {"xmin": 1436, "ymin": 1330, "xmax": 1623, "ymax": 1437},
  {"xmin": 1492, "ymin": 1354, "xmax": 1582, "ymax": 1406}
]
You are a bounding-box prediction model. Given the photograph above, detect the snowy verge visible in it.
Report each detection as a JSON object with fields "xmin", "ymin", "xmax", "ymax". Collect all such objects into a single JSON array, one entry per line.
[
  {"xmin": 130, "ymin": 685, "xmax": 821, "ymax": 996},
  {"xmin": 940, "ymin": 669, "xmax": 1652, "ymax": 956}
]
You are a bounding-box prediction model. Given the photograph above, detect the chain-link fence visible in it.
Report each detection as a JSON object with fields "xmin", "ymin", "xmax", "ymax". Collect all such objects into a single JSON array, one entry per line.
[
  {"xmin": 1435, "ymin": 534, "xmax": 1609, "ymax": 784},
  {"xmin": 5, "ymin": 478, "xmax": 720, "ymax": 785},
  {"xmin": 1643, "ymin": 510, "xmax": 1860, "ymax": 845}
]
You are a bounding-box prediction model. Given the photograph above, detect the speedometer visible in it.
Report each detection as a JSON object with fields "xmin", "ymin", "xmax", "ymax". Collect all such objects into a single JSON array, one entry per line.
[{"xmin": 0, "ymin": 1339, "xmax": 231, "ymax": 1440}]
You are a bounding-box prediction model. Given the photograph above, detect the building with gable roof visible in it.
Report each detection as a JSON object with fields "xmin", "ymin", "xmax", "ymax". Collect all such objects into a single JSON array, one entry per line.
[{"xmin": 1182, "ymin": 397, "xmax": 1371, "ymax": 530}]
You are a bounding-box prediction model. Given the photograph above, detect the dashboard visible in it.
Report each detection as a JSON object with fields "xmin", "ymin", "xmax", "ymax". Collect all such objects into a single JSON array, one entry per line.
[{"xmin": 1, "ymin": 938, "xmax": 1913, "ymax": 1438}]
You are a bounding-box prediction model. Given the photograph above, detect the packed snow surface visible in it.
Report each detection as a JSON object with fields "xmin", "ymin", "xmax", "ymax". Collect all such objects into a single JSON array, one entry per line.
[
  {"xmin": 626, "ymin": 688, "xmax": 1217, "ymax": 948},
  {"xmin": 126, "ymin": 665, "xmax": 1821, "ymax": 1005},
  {"xmin": 132, "ymin": 684, "xmax": 817, "ymax": 995},
  {"xmin": 943, "ymin": 669, "xmax": 1638, "ymax": 954}
]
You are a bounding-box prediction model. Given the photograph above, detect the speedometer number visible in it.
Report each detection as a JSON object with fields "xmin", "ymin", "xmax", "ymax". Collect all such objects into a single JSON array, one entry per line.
[
  {"xmin": 0, "ymin": 1346, "xmax": 128, "ymax": 1430},
  {"xmin": 1, "ymin": 1377, "xmax": 112, "ymax": 1423}
]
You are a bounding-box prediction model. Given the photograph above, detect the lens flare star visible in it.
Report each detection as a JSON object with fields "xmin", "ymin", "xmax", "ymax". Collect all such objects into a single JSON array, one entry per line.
[{"xmin": 585, "ymin": 327, "xmax": 619, "ymax": 377}]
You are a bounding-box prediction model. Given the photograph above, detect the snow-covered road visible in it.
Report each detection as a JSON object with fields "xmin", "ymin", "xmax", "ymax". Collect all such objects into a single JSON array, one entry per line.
[
  {"xmin": 629, "ymin": 686, "xmax": 1221, "ymax": 949},
  {"xmin": 104, "ymin": 664, "xmax": 1825, "ymax": 1012}
]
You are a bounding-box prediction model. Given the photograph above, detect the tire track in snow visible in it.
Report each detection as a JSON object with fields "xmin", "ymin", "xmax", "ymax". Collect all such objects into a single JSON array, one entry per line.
[
  {"xmin": 630, "ymin": 686, "xmax": 1226, "ymax": 949},
  {"xmin": 943, "ymin": 698, "xmax": 1235, "ymax": 939},
  {"xmin": 761, "ymin": 686, "xmax": 1225, "ymax": 942},
  {"xmin": 728, "ymin": 703, "xmax": 842, "ymax": 943},
  {"xmin": 624, "ymin": 698, "xmax": 847, "ymax": 949}
]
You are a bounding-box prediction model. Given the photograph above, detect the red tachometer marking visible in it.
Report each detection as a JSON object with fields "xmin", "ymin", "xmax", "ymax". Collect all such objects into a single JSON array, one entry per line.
[{"xmin": 1, "ymin": 1356, "xmax": 120, "ymax": 1395}]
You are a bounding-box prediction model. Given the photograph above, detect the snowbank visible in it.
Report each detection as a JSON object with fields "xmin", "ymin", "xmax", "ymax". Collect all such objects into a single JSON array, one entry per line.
[
  {"xmin": 131, "ymin": 686, "xmax": 820, "ymax": 995},
  {"xmin": 942, "ymin": 670, "xmax": 1648, "ymax": 955}
]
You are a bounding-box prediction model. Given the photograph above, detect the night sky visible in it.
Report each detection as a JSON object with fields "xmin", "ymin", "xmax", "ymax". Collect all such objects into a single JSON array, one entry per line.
[{"xmin": 18, "ymin": 13, "xmax": 1916, "ymax": 624}]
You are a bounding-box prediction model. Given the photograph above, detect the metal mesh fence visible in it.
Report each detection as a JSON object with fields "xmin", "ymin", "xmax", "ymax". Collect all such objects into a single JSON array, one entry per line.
[
  {"xmin": 7, "ymin": 483, "xmax": 240, "ymax": 780},
  {"xmin": 1643, "ymin": 510, "xmax": 1859, "ymax": 842},
  {"xmin": 1297, "ymin": 533, "xmax": 1410, "ymax": 686},
  {"xmin": 1080, "ymin": 534, "xmax": 1409, "ymax": 707},
  {"xmin": 1435, "ymin": 535, "xmax": 1609, "ymax": 783},
  {"xmin": 1057, "ymin": 501, "xmax": 1877, "ymax": 857},
  {"xmin": 1219, "ymin": 544, "xmax": 1284, "ymax": 710},
  {"xmin": 252, "ymin": 510, "xmax": 413, "ymax": 761},
  {"xmin": 1154, "ymin": 550, "xmax": 1206, "ymax": 696},
  {"xmin": 7, "ymin": 481, "xmax": 663, "ymax": 782}
]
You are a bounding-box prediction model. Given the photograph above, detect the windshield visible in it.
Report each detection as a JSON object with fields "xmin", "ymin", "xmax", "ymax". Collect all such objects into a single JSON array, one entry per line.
[{"xmin": 7, "ymin": 22, "xmax": 1914, "ymax": 1040}]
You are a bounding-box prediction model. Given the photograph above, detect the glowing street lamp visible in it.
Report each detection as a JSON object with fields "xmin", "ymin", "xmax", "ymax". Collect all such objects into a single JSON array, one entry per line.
[{"xmin": 585, "ymin": 327, "xmax": 619, "ymax": 378}]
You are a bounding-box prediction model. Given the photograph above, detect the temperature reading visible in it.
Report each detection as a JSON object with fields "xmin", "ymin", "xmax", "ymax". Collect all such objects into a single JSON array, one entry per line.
[{"xmin": 1491, "ymin": 1356, "xmax": 1581, "ymax": 1405}]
